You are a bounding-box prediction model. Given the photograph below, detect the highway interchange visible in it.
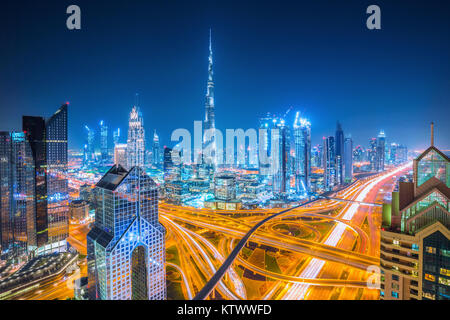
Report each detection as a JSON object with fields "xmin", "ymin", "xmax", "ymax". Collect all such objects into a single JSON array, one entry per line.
[{"xmin": 10, "ymin": 164, "xmax": 410, "ymax": 300}]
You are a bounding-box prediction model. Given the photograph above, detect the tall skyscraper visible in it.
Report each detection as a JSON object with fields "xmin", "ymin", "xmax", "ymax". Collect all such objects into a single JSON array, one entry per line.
[
  {"xmin": 335, "ymin": 122, "xmax": 344, "ymax": 185},
  {"xmin": 397, "ymin": 145, "xmax": 408, "ymax": 164},
  {"xmin": 0, "ymin": 132, "xmax": 36, "ymax": 262},
  {"xmin": 126, "ymin": 106, "xmax": 145, "ymax": 169},
  {"xmin": 344, "ymin": 135, "xmax": 353, "ymax": 183},
  {"xmin": 380, "ymin": 123, "xmax": 449, "ymax": 300},
  {"xmin": 100, "ymin": 120, "xmax": 108, "ymax": 162},
  {"xmin": 85, "ymin": 125, "xmax": 95, "ymax": 164},
  {"xmin": 272, "ymin": 118, "xmax": 290, "ymax": 196},
  {"xmin": 43, "ymin": 104, "xmax": 69, "ymax": 251},
  {"xmin": 369, "ymin": 137, "xmax": 377, "ymax": 171},
  {"xmin": 113, "ymin": 128, "xmax": 120, "ymax": 146},
  {"xmin": 203, "ymin": 29, "xmax": 216, "ymax": 166},
  {"xmin": 311, "ymin": 144, "xmax": 323, "ymax": 168},
  {"xmin": 23, "ymin": 103, "xmax": 69, "ymax": 254},
  {"xmin": 323, "ymin": 136, "xmax": 336, "ymax": 191},
  {"xmin": 258, "ymin": 113, "xmax": 275, "ymax": 177},
  {"xmin": 152, "ymin": 130, "xmax": 160, "ymax": 167},
  {"xmin": 87, "ymin": 165, "xmax": 166, "ymax": 300},
  {"xmin": 293, "ymin": 112, "xmax": 311, "ymax": 194},
  {"xmin": 376, "ymin": 130, "xmax": 386, "ymax": 172}
]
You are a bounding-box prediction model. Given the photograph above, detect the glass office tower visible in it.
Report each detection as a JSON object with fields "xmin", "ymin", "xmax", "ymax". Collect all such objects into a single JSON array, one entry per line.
[
  {"xmin": 22, "ymin": 103, "xmax": 68, "ymax": 254},
  {"xmin": 0, "ymin": 132, "xmax": 36, "ymax": 262},
  {"xmin": 293, "ymin": 113, "xmax": 311, "ymax": 195},
  {"xmin": 45, "ymin": 104, "xmax": 69, "ymax": 250},
  {"xmin": 87, "ymin": 165, "xmax": 166, "ymax": 300}
]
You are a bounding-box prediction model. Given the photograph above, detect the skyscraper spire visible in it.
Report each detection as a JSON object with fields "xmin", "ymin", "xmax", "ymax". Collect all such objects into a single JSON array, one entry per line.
[
  {"xmin": 431, "ymin": 121, "xmax": 434, "ymax": 146},
  {"xmin": 204, "ymin": 29, "xmax": 215, "ymax": 130}
]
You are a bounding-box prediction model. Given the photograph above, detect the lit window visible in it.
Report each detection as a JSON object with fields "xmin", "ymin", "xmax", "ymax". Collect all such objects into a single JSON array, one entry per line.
[
  {"xmin": 391, "ymin": 291, "xmax": 399, "ymax": 299},
  {"xmin": 425, "ymin": 274, "xmax": 436, "ymax": 282},
  {"xmin": 438, "ymin": 277, "xmax": 450, "ymax": 286},
  {"xmin": 440, "ymin": 268, "xmax": 450, "ymax": 277},
  {"xmin": 393, "ymin": 239, "xmax": 400, "ymax": 246},
  {"xmin": 412, "ymin": 244, "xmax": 419, "ymax": 251},
  {"xmin": 425, "ymin": 246, "xmax": 436, "ymax": 254}
]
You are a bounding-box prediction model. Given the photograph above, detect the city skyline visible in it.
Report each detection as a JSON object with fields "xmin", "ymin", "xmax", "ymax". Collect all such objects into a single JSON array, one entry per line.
[
  {"xmin": 0, "ymin": 0, "xmax": 449, "ymax": 304},
  {"xmin": 1, "ymin": 1, "xmax": 449, "ymax": 150}
]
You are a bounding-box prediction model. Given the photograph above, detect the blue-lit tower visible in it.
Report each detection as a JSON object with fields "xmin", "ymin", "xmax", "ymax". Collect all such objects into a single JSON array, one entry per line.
[
  {"xmin": 293, "ymin": 112, "xmax": 311, "ymax": 195},
  {"xmin": 87, "ymin": 165, "xmax": 166, "ymax": 300}
]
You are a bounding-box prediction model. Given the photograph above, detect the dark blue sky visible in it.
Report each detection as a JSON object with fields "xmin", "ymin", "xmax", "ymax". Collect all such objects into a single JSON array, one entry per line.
[{"xmin": 1, "ymin": 0, "xmax": 449, "ymax": 150}]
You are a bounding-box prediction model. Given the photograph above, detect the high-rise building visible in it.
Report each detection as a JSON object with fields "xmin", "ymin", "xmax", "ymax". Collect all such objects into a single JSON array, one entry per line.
[
  {"xmin": 100, "ymin": 120, "xmax": 108, "ymax": 162},
  {"xmin": 214, "ymin": 174, "xmax": 237, "ymax": 201},
  {"xmin": 0, "ymin": 132, "xmax": 36, "ymax": 262},
  {"xmin": 353, "ymin": 145, "xmax": 364, "ymax": 163},
  {"xmin": 114, "ymin": 143, "xmax": 127, "ymax": 168},
  {"xmin": 272, "ymin": 118, "xmax": 290, "ymax": 196},
  {"xmin": 369, "ymin": 137, "xmax": 377, "ymax": 171},
  {"xmin": 43, "ymin": 104, "xmax": 69, "ymax": 252},
  {"xmin": 293, "ymin": 112, "xmax": 311, "ymax": 194},
  {"xmin": 126, "ymin": 106, "xmax": 145, "ymax": 169},
  {"xmin": 335, "ymin": 122, "xmax": 345, "ymax": 185},
  {"xmin": 376, "ymin": 130, "xmax": 386, "ymax": 172},
  {"xmin": 152, "ymin": 130, "xmax": 160, "ymax": 167},
  {"xmin": 258, "ymin": 113, "xmax": 275, "ymax": 177},
  {"xmin": 22, "ymin": 115, "xmax": 47, "ymax": 248},
  {"xmin": 113, "ymin": 128, "xmax": 120, "ymax": 146},
  {"xmin": 87, "ymin": 165, "xmax": 166, "ymax": 300},
  {"xmin": 311, "ymin": 144, "xmax": 323, "ymax": 168},
  {"xmin": 380, "ymin": 123, "xmax": 449, "ymax": 300},
  {"xmin": 85, "ymin": 125, "xmax": 95, "ymax": 164},
  {"xmin": 163, "ymin": 146, "xmax": 181, "ymax": 182},
  {"xmin": 397, "ymin": 145, "xmax": 408, "ymax": 164},
  {"xmin": 344, "ymin": 135, "xmax": 353, "ymax": 183},
  {"xmin": 23, "ymin": 104, "xmax": 69, "ymax": 254},
  {"xmin": 323, "ymin": 136, "xmax": 336, "ymax": 191},
  {"xmin": 203, "ymin": 29, "xmax": 216, "ymax": 167}
]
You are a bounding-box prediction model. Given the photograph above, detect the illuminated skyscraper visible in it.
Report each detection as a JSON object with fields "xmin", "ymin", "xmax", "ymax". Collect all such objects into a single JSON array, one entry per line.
[
  {"xmin": 100, "ymin": 120, "xmax": 108, "ymax": 162},
  {"xmin": 376, "ymin": 130, "xmax": 386, "ymax": 172},
  {"xmin": 126, "ymin": 106, "xmax": 145, "ymax": 169},
  {"xmin": 335, "ymin": 122, "xmax": 344, "ymax": 185},
  {"xmin": 113, "ymin": 128, "xmax": 120, "ymax": 146},
  {"xmin": 23, "ymin": 103, "xmax": 69, "ymax": 254},
  {"xmin": 369, "ymin": 137, "xmax": 377, "ymax": 171},
  {"xmin": 87, "ymin": 165, "xmax": 166, "ymax": 300},
  {"xmin": 43, "ymin": 104, "xmax": 69, "ymax": 251},
  {"xmin": 203, "ymin": 29, "xmax": 217, "ymax": 166},
  {"xmin": 0, "ymin": 132, "xmax": 36, "ymax": 262},
  {"xmin": 293, "ymin": 112, "xmax": 311, "ymax": 194},
  {"xmin": 152, "ymin": 130, "xmax": 160, "ymax": 166},
  {"xmin": 85, "ymin": 125, "xmax": 95, "ymax": 164},
  {"xmin": 258, "ymin": 113, "xmax": 275, "ymax": 177},
  {"xmin": 380, "ymin": 123, "xmax": 449, "ymax": 300},
  {"xmin": 323, "ymin": 136, "xmax": 336, "ymax": 191},
  {"xmin": 272, "ymin": 118, "xmax": 290, "ymax": 196},
  {"xmin": 344, "ymin": 135, "xmax": 353, "ymax": 183}
]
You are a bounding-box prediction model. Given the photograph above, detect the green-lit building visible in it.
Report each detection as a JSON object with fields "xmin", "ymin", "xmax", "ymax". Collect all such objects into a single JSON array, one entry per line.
[{"xmin": 380, "ymin": 123, "xmax": 449, "ymax": 300}]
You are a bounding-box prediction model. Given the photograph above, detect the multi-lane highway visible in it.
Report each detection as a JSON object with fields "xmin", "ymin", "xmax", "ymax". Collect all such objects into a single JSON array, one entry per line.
[{"xmin": 10, "ymin": 163, "xmax": 410, "ymax": 300}]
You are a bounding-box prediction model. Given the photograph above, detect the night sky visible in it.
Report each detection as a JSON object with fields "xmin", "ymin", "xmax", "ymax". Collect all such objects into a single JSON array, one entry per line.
[{"xmin": 1, "ymin": 0, "xmax": 449, "ymax": 151}]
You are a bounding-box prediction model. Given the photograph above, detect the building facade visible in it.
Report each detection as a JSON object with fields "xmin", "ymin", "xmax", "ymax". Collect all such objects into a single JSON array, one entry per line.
[
  {"xmin": 380, "ymin": 124, "xmax": 449, "ymax": 300},
  {"xmin": 335, "ymin": 122, "xmax": 344, "ymax": 185},
  {"xmin": 323, "ymin": 136, "xmax": 336, "ymax": 191},
  {"xmin": 293, "ymin": 112, "xmax": 311, "ymax": 195},
  {"xmin": 22, "ymin": 103, "xmax": 69, "ymax": 255},
  {"xmin": 87, "ymin": 165, "xmax": 166, "ymax": 300},
  {"xmin": 344, "ymin": 136, "xmax": 353, "ymax": 183},
  {"xmin": 0, "ymin": 132, "xmax": 36, "ymax": 262},
  {"xmin": 126, "ymin": 106, "xmax": 145, "ymax": 169}
]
